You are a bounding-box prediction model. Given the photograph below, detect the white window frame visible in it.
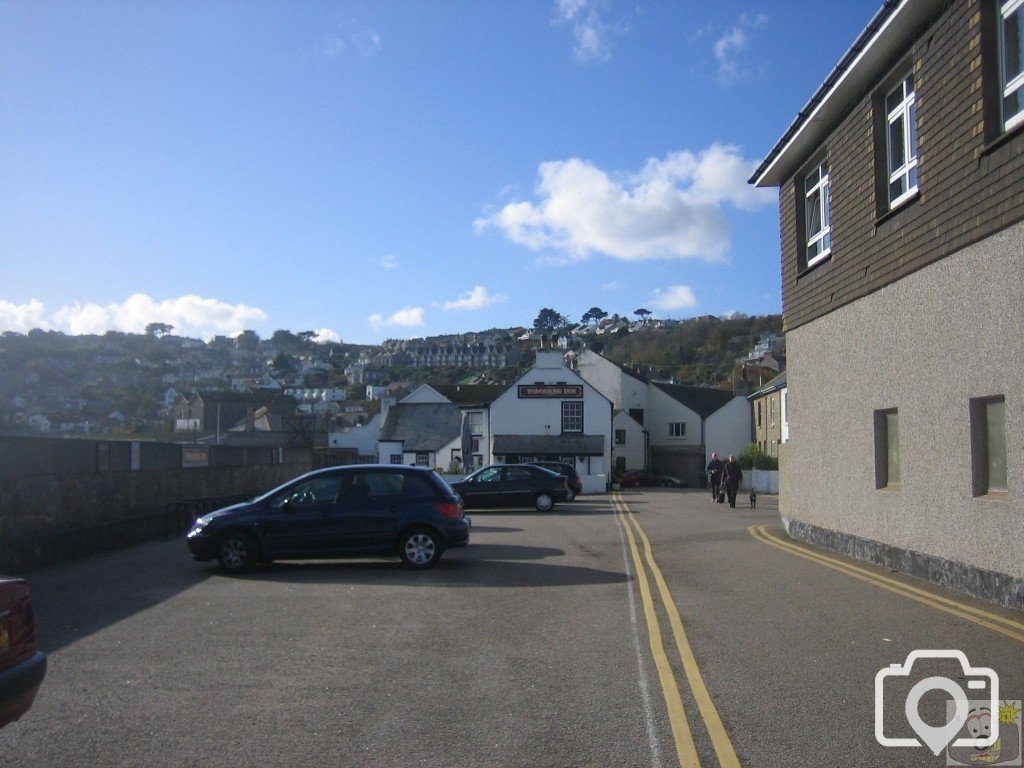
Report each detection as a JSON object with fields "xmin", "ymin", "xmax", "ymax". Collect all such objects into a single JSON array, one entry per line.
[
  {"xmin": 668, "ymin": 422, "xmax": 686, "ymax": 438},
  {"xmin": 804, "ymin": 159, "xmax": 831, "ymax": 268},
  {"xmin": 885, "ymin": 74, "xmax": 919, "ymax": 208},
  {"xmin": 1001, "ymin": 0, "xmax": 1024, "ymax": 131},
  {"xmin": 562, "ymin": 401, "xmax": 583, "ymax": 433},
  {"xmin": 415, "ymin": 452, "xmax": 430, "ymax": 467},
  {"xmin": 467, "ymin": 411, "xmax": 483, "ymax": 435}
]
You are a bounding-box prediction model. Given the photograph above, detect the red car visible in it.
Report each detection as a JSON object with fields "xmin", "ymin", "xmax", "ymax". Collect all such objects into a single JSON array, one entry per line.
[
  {"xmin": 0, "ymin": 576, "xmax": 46, "ymax": 728},
  {"xmin": 619, "ymin": 468, "xmax": 687, "ymax": 488}
]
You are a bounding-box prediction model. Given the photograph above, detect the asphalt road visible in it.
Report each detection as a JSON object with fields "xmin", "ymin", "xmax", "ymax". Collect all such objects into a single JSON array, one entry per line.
[{"xmin": 3, "ymin": 490, "xmax": 1021, "ymax": 767}]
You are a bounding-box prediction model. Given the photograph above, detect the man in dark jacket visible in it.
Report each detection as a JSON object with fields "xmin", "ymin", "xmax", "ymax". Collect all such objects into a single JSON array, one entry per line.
[
  {"xmin": 722, "ymin": 454, "xmax": 743, "ymax": 508},
  {"xmin": 705, "ymin": 452, "xmax": 723, "ymax": 501}
]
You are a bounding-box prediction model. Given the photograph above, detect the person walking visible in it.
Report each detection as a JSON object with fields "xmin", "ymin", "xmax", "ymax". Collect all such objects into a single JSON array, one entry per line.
[
  {"xmin": 705, "ymin": 452, "xmax": 723, "ymax": 502},
  {"xmin": 722, "ymin": 454, "xmax": 743, "ymax": 508}
]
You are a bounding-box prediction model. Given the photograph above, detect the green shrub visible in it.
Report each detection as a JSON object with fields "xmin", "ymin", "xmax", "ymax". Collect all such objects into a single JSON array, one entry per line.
[{"xmin": 738, "ymin": 443, "xmax": 779, "ymax": 470}]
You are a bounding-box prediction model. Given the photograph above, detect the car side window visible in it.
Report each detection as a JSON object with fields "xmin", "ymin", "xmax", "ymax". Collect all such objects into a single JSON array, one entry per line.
[
  {"xmin": 341, "ymin": 472, "xmax": 404, "ymax": 502},
  {"xmin": 475, "ymin": 467, "xmax": 502, "ymax": 484},
  {"xmin": 505, "ymin": 467, "xmax": 534, "ymax": 482},
  {"xmin": 284, "ymin": 476, "xmax": 343, "ymax": 507}
]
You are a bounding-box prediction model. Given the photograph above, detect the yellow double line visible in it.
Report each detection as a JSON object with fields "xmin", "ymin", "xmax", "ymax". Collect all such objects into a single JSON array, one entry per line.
[
  {"xmin": 614, "ymin": 494, "xmax": 741, "ymax": 768},
  {"xmin": 749, "ymin": 525, "xmax": 1024, "ymax": 644}
]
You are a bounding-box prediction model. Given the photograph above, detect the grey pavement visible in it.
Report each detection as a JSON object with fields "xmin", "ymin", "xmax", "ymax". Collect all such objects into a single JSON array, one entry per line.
[{"xmin": 2, "ymin": 489, "xmax": 1020, "ymax": 767}]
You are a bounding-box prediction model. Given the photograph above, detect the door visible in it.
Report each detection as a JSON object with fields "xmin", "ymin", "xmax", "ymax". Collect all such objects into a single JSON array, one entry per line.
[
  {"xmin": 459, "ymin": 465, "xmax": 504, "ymax": 508},
  {"xmin": 501, "ymin": 465, "xmax": 541, "ymax": 507},
  {"xmin": 333, "ymin": 470, "xmax": 406, "ymax": 552},
  {"xmin": 260, "ymin": 474, "xmax": 345, "ymax": 555}
]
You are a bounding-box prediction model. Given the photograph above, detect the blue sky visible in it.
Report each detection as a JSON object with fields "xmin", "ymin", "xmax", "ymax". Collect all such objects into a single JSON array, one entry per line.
[{"xmin": 1, "ymin": 1, "xmax": 879, "ymax": 345}]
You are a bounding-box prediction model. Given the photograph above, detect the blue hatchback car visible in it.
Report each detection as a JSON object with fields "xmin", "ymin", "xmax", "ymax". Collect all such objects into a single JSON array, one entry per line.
[{"xmin": 186, "ymin": 465, "xmax": 470, "ymax": 572}]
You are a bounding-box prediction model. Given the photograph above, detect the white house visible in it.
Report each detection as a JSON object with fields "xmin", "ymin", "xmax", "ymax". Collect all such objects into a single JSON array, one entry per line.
[
  {"xmin": 488, "ymin": 351, "xmax": 613, "ymax": 479},
  {"xmin": 575, "ymin": 349, "xmax": 752, "ymax": 485}
]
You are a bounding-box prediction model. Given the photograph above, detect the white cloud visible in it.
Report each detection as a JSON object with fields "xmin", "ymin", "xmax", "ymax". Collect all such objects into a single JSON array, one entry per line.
[
  {"xmin": 368, "ymin": 306, "xmax": 425, "ymax": 331},
  {"xmin": 601, "ymin": 281, "xmax": 624, "ymax": 290},
  {"xmin": 713, "ymin": 13, "xmax": 767, "ymax": 87},
  {"xmin": 379, "ymin": 254, "xmax": 398, "ymax": 270},
  {"xmin": 650, "ymin": 285, "xmax": 698, "ymax": 311},
  {"xmin": 475, "ymin": 145, "xmax": 774, "ymax": 262},
  {"xmin": 442, "ymin": 286, "xmax": 508, "ymax": 311},
  {"xmin": 553, "ymin": 0, "xmax": 613, "ymax": 63},
  {"xmin": 0, "ymin": 299, "xmax": 52, "ymax": 333},
  {"xmin": 0, "ymin": 294, "xmax": 268, "ymax": 339},
  {"xmin": 312, "ymin": 328, "xmax": 341, "ymax": 344},
  {"xmin": 321, "ymin": 25, "xmax": 380, "ymax": 60}
]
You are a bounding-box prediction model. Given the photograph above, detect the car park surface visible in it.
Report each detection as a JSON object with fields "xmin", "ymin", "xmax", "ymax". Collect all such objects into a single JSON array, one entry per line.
[
  {"xmin": 186, "ymin": 464, "xmax": 469, "ymax": 572},
  {"xmin": 449, "ymin": 464, "xmax": 569, "ymax": 511},
  {"xmin": 0, "ymin": 576, "xmax": 46, "ymax": 729}
]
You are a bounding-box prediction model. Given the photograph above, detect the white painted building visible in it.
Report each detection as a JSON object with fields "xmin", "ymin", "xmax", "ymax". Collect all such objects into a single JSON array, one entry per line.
[
  {"xmin": 575, "ymin": 349, "xmax": 752, "ymax": 485},
  {"xmin": 489, "ymin": 351, "xmax": 612, "ymax": 478}
]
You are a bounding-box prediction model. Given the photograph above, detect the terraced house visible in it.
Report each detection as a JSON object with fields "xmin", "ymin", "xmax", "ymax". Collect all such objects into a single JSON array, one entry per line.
[{"xmin": 751, "ymin": 0, "xmax": 1023, "ymax": 608}]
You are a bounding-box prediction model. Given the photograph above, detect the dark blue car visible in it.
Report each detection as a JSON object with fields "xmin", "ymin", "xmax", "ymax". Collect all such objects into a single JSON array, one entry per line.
[{"xmin": 186, "ymin": 465, "xmax": 470, "ymax": 572}]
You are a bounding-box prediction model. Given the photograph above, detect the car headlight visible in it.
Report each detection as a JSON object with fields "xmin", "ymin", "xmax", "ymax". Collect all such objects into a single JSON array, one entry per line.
[{"xmin": 187, "ymin": 517, "xmax": 209, "ymax": 537}]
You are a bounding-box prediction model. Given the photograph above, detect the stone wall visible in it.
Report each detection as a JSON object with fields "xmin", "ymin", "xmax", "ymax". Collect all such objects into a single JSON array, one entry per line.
[{"xmin": 0, "ymin": 436, "xmax": 314, "ymax": 571}]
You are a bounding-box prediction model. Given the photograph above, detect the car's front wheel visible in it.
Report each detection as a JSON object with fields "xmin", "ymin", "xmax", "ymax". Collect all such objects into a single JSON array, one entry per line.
[
  {"xmin": 399, "ymin": 528, "xmax": 442, "ymax": 570},
  {"xmin": 218, "ymin": 531, "xmax": 259, "ymax": 574},
  {"xmin": 564, "ymin": 487, "xmax": 576, "ymax": 502},
  {"xmin": 534, "ymin": 492, "xmax": 555, "ymax": 512}
]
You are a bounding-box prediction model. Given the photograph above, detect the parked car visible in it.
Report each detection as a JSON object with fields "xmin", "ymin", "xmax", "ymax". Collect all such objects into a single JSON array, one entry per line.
[
  {"xmin": 0, "ymin": 576, "xmax": 47, "ymax": 729},
  {"xmin": 449, "ymin": 464, "xmax": 569, "ymax": 512},
  {"xmin": 186, "ymin": 465, "xmax": 470, "ymax": 573},
  {"xmin": 619, "ymin": 468, "xmax": 687, "ymax": 488},
  {"xmin": 525, "ymin": 461, "xmax": 583, "ymax": 501}
]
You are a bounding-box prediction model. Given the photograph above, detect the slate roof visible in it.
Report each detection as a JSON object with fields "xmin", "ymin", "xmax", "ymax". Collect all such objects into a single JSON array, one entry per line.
[
  {"xmin": 431, "ymin": 384, "xmax": 507, "ymax": 405},
  {"xmin": 748, "ymin": 370, "xmax": 787, "ymax": 399},
  {"xmin": 492, "ymin": 434, "xmax": 605, "ymax": 455},
  {"xmin": 650, "ymin": 382, "xmax": 737, "ymax": 419},
  {"xmin": 378, "ymin": 403, "xmax": 462, "ymax": 451}
]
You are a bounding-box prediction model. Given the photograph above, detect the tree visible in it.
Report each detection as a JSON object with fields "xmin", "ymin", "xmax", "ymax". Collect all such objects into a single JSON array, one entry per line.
[
  {"xmin": 145, "ymin": 322, "xmax": 174, "ymax": 338},
  {"xmin": 533, "ymin": 308, "xmax": 569, "ymax": 330},
  {"xmin": 297, "ymin": 330, "xmax": 318, "ymax": 346},
  {"xmin": 271, "ymin": 353, "xmax": 295, "ymax": 373},
  {"xmin": 634, "ymin": 308, "xmax": 652, "ymax": 324},
  {"xmin": 235, "ymin": 330, "xmax": 260, "ymax": 350},
  {"xmin": 271, "ymin": 329, "xmax": 299, "ymax": 350},
  {"xmin": 581, "ymin": 306, "xmax": 608, "ymax": 325}
]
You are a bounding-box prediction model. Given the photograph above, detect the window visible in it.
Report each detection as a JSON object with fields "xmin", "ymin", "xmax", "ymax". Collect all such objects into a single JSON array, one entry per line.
[
  {"xmin": 562, "ymin": 401, "xmax": 583, "ymax": 432},
  {"xmin": 615, "ymin": 456, "xmax": 627, "ymax": 472},
  {"xmin": 467, "ymin": 411, "xmax": 483, "ymax": 435},
  {"xmin": 1001, "ymin": 0, "xmax": 1024, "ymax": 131},
  {"xmin": 804, "ymin": 159, "xmax": 831, "ymax": 267},
  {"xmin": 614, "ymin": 429, "xmax": 627, "ymax": 445},
  {"xmin": 770, "ymin": 397, "xmax": 776, "ymax": 427},
  {"xmin": 415, "ymin": 452, "xmax": 430, "ymax": 467},
  {"xmin": 757, "ymin": 402, "xmax": 762, "ymax": 428},
  {"xmin": 668, "ymin": 422, "xmax": 686, "ymax": 438},
  {"xmin": 885, "ymin": 74, "xmax": 919, "ymax": 208},
  {"xmin": 874, "ymin": 409, "xmax": 901, "ymax": 489},
  {"xmin": 390, "ymin": 454, "xmax": 403, "ymax": 464},
  {"xmin": 971, "ymin": 395, "xmax": 1008, "ymax": 496}
]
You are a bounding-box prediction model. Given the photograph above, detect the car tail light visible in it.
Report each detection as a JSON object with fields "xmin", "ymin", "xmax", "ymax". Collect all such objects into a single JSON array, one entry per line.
[{"xmin": 434, "ymin": 501, "xmax": 462, "ymax": 519}]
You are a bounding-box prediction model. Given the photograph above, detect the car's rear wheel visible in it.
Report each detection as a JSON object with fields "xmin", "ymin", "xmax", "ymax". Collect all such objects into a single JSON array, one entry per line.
[
  {"xmin": 399, "ymin": 528, "xmax": 441, "ymax": 570},
  {"xmin": 565, "ymin": 487, "xmax": 576, "ymax": 502},
  {"xmin": 218, "ymin": 531, "xmax": 258, "ymax": 574},
  {"xmin": 534, "ymin": 492, "xmax": 555, "ymax": 512}
]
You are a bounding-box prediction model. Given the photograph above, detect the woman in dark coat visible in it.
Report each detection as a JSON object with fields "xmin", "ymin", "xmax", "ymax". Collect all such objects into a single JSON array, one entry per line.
[{"xmin": 722, "ymin": 454, "xmax": 743, "ymax": 508}]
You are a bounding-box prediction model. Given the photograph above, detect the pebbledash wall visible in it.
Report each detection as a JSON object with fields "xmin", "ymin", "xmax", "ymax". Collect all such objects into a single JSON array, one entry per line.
[
  {"xmin": 0, "ymin": 436, "xmax": 314, "ymax": 571},
  {"xmin": 781, "ymin": 221, "xmax": 1023, "ymax": 609}
]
